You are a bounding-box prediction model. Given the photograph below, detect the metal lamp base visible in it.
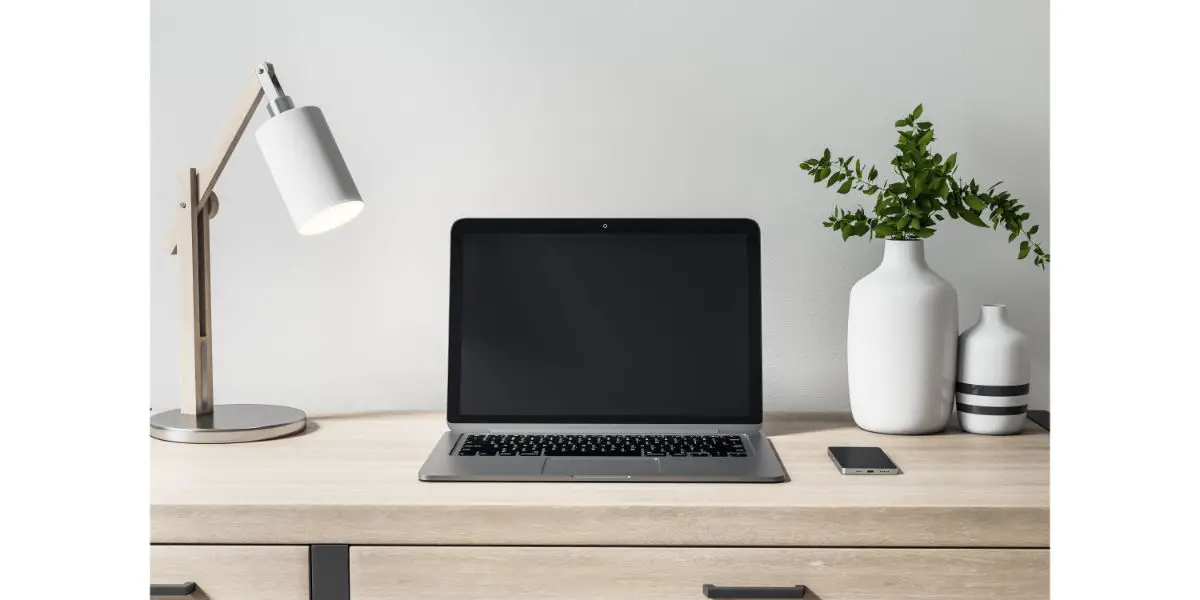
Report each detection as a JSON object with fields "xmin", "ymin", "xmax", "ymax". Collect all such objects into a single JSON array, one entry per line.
[{"xmin": 150, "ymin": 404, "xmax": 307, "ymax": 443}]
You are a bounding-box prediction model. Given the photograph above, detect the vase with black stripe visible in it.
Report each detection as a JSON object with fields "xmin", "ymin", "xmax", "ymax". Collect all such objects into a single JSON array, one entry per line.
[{"xmin": 956, "ymin": 304, "xmax": 1031, "ymax": 435}]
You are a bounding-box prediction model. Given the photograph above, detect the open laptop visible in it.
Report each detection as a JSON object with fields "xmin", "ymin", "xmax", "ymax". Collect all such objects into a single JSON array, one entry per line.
[{"xmin": 418, "ymin": 218, "xmax": 787, "ymax": 482}]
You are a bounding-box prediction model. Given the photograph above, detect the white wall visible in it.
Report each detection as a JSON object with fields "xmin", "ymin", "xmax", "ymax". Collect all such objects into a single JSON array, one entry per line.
[{"xmin": 151, "ymin": 0, "xmax": 1049, "ymax": 415}]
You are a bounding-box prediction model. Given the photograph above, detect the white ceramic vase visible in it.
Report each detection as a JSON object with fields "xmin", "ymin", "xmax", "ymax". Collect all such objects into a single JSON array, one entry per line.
[
  {"xmin": 956, "ymin": 305, "xmax": 1031, "ymax": 435},
  {"xmin": 847, "ymin": 240, "xmax": 958, "ymax": 434}
]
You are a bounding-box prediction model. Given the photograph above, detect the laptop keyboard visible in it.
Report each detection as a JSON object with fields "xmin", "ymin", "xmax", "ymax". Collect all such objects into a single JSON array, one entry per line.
[{"xmin": 456, "ymin": 434, "xmax": 748, "ymax": 457}]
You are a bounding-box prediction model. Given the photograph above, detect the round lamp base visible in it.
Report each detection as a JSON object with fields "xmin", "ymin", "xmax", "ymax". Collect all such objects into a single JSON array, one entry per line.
[{"xmin": 150, "ymin": 404, "xmax": 307, "ymax": 443}]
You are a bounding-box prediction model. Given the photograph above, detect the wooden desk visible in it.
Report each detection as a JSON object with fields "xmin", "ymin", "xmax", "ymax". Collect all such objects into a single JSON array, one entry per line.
[{"xmin": 151, "ymin": 412, "xmax": 1049, "ymax": 599}]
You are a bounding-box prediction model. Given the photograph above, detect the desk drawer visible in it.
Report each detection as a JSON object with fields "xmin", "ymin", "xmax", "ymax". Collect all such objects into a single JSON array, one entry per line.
[
  {"xmin": 151, "ymin": 545, "xmax": 309, "ymax": 599},
  {"xmin": 350, "ymin": 546, "xmax": 1047, "ymax": 600}
]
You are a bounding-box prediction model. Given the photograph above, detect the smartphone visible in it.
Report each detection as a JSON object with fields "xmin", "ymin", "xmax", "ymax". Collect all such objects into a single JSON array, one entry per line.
[{"xmin": 827, "ymin": 446, "xmax": 900, "ymax": 475}]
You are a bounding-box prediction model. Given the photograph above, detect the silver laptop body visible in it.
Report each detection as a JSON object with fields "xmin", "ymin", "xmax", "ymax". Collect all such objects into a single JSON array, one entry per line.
[{"xmin": 418, "ymin": 218, "xmax": 787, "ymax": 483}]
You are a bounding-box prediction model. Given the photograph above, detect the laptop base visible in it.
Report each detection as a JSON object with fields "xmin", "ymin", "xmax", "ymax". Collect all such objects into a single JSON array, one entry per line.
[{"xmin": 419, "ymin": 431, "xmax": 788, "ymax": 483}]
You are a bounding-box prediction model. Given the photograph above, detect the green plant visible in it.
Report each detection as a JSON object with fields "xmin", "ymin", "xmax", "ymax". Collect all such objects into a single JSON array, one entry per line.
[{"xmin": 799, "ymin": 104, "xmax": 1049, "ymax": 268}]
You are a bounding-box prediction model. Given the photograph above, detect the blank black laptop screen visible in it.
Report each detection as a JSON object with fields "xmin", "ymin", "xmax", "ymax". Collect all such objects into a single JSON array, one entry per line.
[{"xmin": 448, "ymin": 219, "xmax": 761, "ymax": 424}]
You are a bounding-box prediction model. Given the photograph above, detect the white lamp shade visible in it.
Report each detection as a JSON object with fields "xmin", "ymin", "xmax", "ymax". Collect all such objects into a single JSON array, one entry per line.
[{"xmin": 255, "ymin": 106, "xmax": 363, "ymax": 235}]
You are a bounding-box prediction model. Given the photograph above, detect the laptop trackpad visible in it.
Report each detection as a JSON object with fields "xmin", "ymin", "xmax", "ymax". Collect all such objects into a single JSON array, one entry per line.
[{"xmin": 542, "ymin": 458, "xmax": 661, "ymax": 478}]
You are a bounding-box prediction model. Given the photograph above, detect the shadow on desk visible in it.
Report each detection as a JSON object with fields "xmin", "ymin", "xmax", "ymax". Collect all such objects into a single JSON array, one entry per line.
[{"xmin": 292, "ymin": 421, "xmax": 321, "ymax": 438}]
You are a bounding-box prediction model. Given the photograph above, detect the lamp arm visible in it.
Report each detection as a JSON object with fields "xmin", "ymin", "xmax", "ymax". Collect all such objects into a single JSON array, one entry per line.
[
  {"xmin": 196, "ymin": 77, "xmax": 264, "ymax": 213},
  {"xmin": 165, "ymin": 64, "xmax": 273, "ymax": 416},
  {"xmin": 199, "ymin": 62, "xmax": 294, "ymax": 211},
  {"xmin": 165, "ymin": 76, "xmax": 263, "ymax": 255}
]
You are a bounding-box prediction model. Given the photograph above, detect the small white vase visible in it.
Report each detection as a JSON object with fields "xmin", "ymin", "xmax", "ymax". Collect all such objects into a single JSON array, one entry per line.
[
  {"xmin": 956, "ymin": 305, "xmax": 1031, "ymax": 435},
  {"xmin": 847, "ymin": 240, "xmax": 958, "ymax": 435}
]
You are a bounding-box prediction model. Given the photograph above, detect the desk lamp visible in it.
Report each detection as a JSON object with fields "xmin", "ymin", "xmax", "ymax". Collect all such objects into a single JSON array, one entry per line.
[{"xmin": 150, "ymin": 63, "xmax": 363, "ymax": 443}]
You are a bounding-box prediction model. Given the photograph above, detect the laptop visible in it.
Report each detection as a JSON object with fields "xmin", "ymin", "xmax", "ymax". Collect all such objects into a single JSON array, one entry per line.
[{"xmin": 418, "ymin": 218, "xmax": 787, "ymax": 482}]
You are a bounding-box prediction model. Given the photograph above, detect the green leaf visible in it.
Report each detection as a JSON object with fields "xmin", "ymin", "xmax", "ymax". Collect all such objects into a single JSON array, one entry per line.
[
  {"xmin": 912, "ymin": 104, "xmax": 923, "ymax": 119},
  {"xmin": 822, "ymin": 148, "xmax": 831, "ymax": 162},
  {"xmin": 936, "ymin": 179, "xmax": 950, "ymax": 199},
  {"xmin": 865, "ymin": 185, "xmax": 879, "ymax": 195},
  {"xmin": 917, "ymin": 121, "xmax": 932, "ymax": 129},
  {"xmin": 1029, "ymin": 225, "xmax": 1039, "ymax": 235},
  {"xmin": 1008, "ymin": 230, "xmax": 1019, "ymax": 243},
  {"xmin": 966, "ymin": 195, "xmax": 986, "ymax": 211},
  {"xmin": 827, "ymin": 172, "xmax": 845, "ymax": 187},
  {"xmin": 887, "ymin": 182, "xmax": 906, "ymax": 194},
  {"xmin": 855, "ymin": 159, "xmax": 863, "ymax": 178},
  {"xmin": 852, "ymin": 222, "xmax": 869, "ymax": 237},
  {"xmin": 815, "ymin": 167, "xmax": 831, "ymax": 182},
  {"xmin": 874, "ymin": 224, "xmax": 896, "ymax": 238},
  {"xmin": 894, "ymin": 119, "xmax": 907, "ymax": 127},
  {"xmin": 919, "ymin": 130, "xmax": 934, "ymax": 146},
  {"xmin": 837, "ymin": 181, "xmax": 853, "ymax": 194},
  {"xmin": 1019, "ymin": 241, "xmax": 1031, "ymax": 259},
  {"xmin": 945, "ymin": 152, "xmax": 957, "ymax": 171},
  {"xmin": 915, "ymin": 227, "xmax": 935, "ymax": 238},
  {"xmin": 960, "ymin": 210, "xmax": 988, "ymax": 227},
  {"xmin": 896, "ymin": 215, "xmax": 911, "ymax": 230},
  {"xmin": 868, "ymin": 166, "xmax": 878, "ymax": 181}
]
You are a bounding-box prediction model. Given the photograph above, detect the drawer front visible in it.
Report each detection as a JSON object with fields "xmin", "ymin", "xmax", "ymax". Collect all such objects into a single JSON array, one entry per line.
[
  {"xmin": 351, "ymin": 546, "xmax": 1047, "ymax": 600},
  {"xmin": 151, "ymin": 545, "xmax": 309, "ymax": 600}
]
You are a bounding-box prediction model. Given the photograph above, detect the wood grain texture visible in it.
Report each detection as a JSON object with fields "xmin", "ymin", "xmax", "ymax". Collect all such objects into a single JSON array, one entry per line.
[
  {"xmin": 151, "ymin": 412, "xmax": 1049, "ymax": 547},
  {"xmin": 150, "ymin": 545, "xmax": 308, "ymax": 600},
  {"xmin": 350, "ymin": 546, "xmax": 1049, "ymax": 600}
]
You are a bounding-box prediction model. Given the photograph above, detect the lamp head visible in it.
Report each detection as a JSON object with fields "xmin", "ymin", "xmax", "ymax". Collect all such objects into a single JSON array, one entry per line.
[{"xmin": 253, "ymin": 63, "xmax": 363, "ymax": 235}]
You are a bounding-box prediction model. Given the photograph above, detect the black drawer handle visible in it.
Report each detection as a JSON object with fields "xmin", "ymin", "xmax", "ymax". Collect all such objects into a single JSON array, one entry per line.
[
  {"xmin": 703, "ymin": 584, "xmax": 807, "ymax": 598},
  {"xmin": 150, "ymin": 582, "xmax": 196, "ymax": 596}
]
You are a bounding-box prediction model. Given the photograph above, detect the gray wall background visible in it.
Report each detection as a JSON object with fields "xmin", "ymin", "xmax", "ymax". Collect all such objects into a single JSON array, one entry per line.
[{"xmin": 151, "ymin": 0, "xmax": 1049, "ymax": 415}]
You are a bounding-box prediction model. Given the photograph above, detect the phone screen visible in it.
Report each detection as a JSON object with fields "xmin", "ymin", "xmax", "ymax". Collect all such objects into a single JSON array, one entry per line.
[{"xmin": 828, "ymin": 446, "xmax": 898, "ymax": 470}]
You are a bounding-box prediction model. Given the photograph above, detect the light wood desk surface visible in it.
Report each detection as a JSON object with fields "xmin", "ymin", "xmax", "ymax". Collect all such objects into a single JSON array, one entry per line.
[{"xmin": 151, "ymin": 411, "xmax": 1048, "ymax": 548}]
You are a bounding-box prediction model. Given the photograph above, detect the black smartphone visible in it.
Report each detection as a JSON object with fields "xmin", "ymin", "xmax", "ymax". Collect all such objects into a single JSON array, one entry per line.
[{"xmin": 827, "ymin": 446, "xmax": 900, "ymax": 475}]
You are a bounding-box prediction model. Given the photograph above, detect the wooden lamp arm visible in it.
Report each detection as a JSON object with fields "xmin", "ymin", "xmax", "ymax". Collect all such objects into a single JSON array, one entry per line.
[
  {"xmin": 199, "ymin": 77, "xmax": 265, "ymax": 213},
  {"xmin": 166, "ymin": 76, "xmax": 264, "ymax": 254},
  {"xmin": 166, "ymin": 70, "xmax": 267, "ymax": 416}
]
